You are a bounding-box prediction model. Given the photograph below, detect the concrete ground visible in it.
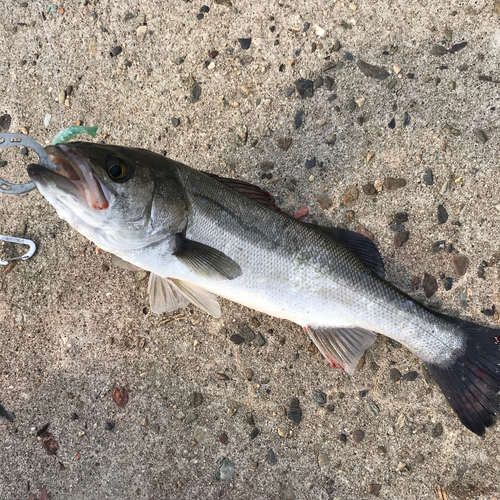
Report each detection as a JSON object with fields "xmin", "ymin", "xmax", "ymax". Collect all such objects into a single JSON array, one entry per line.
[{"xmin": 1, "ymin": 0, "xmax": 500, "ymax": 498}]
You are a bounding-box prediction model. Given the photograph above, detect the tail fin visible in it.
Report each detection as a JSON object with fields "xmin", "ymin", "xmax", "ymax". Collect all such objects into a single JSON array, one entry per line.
[{"xmin": 425, "ymin": 318, "xmax": 500, "ymax": 435}]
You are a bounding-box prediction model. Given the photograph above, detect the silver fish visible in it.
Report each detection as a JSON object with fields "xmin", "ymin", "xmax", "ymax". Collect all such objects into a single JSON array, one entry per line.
[{"xmin": 28, "ymin": 142, "xmax": 500, "ymax": 435}]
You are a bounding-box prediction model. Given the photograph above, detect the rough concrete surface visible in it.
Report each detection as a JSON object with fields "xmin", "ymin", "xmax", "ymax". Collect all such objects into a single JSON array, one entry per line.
[{"xmin": 1, "ymin": 0, "xmax": 500, "ymax": 499}]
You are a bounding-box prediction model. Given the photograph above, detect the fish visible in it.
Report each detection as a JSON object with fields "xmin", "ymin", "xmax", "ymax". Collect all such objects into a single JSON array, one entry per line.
[{"xmin": 27, "ymin": 141, "xmax": 500, "ymax": 436}]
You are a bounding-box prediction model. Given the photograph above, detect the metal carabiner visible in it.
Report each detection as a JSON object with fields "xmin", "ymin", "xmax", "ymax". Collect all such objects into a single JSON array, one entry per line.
[
  {"xmin": 0, "ymin": 133, "xmax": 58, "ymax": 195},
  {"xmin": 0, "ymin": 235, "xmax": 36, "ymax": 265}
]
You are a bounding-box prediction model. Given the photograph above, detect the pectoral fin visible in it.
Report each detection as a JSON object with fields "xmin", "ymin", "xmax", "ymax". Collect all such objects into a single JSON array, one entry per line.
[
  {"xmin": 148, "ymin": 274, "xmax": 190, "ymax": 314},
  {"xmin": 305, "ymin": 326, "xmax": 377, "ymax": 375},
  {"xmin": 174, "ymin": 234, "xmax": 242, "ymax": 280}
]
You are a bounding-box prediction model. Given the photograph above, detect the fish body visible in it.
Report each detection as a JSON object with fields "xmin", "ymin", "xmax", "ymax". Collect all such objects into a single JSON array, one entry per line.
[{"xmin": 27, "ymin": 142, "xmax": 500, "ymax": 435}]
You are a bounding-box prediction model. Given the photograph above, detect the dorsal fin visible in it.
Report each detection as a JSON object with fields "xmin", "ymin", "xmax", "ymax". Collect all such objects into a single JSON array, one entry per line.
[
  {"xmin": 205, "ymin": 173, "xmax": 282, "ymax": 213},
  {"xmin": 317, "ymin": 226, "xmax": 386, "ymax": 279}
]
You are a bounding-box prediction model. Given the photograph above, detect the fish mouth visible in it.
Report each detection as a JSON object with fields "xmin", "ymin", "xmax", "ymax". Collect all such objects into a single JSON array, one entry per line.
[{"xmin": 35, "ymin": 144, "xmax": 110, "ymax": 210}]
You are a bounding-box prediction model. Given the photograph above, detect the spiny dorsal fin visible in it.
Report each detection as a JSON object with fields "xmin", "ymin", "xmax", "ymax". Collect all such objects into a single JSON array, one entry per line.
[
  {"xmin": 306, "ymin": 326, "xmax": 377, "ymax": 376},
  {"xmin": 317, "ymin": 226, "xmax": 385, "ymax": 279},
  {"xmin": 174, "ymin": 234, "xmax": 242, "ymax": 280},
  {"xmin": 205, "ymin": 173, "xmax": 282, "ymax": 213}
]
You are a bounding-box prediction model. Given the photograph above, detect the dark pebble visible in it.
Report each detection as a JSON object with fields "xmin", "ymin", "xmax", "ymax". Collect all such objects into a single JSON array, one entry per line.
[
  {"xmin": 305, "ymin": 157, "xmax": 316, "ymax": 169},
  {"xmin": 431, "ymin": 240, "xmax": 446, "ymax": 252},
  {"xmin": 314, "ymin": 75, "xmax": 323, "ymax": 89},
  {"xmin": 171, "ymin": 118, "xmax": 180, "ymax": 127},
  {"xmin": 407, "ymin": 72, "xmax": 415, "ymax": 79},
  {"xmin": 219, "ymin": 433, "xmax": 228, "ymax": 444},
  {"xmin": 190, "ymin": 392, "xmax": 204, "ymax": 408},
  {"xmin": 238, "ymin": 38, "xmax": 252, "ymax": 50},
  {"xmin": 402, "ymin": 371, "xmax": 418, "ymax": 382},
  {"xmin": 254, "ymin": 334, "xmax": 266, "ymax": 346},
  {"xmin": 371, "ymin": 361, "xmax": 380, "ymax": 372},
  {"xmin": 359, "ymin": 390, "xmax": 368, "ymax": 397},
  {"xmin": 295, "ymin": 49, "xmax": 301, "ymax": 57},
  {"xmin": 481, "ymin": 305, "xmax": 496, "ymax": 317},
  {"xmin": 101, "ymin": 264, "xmax": 110, "ymax": 272},
  {"xmin": 105, "ymin": 421, "xmax": 115, "ymax": 430},
  {"xmin": 432, "ymin": 422, "xmax": 443, "ymax": 438},
  {"xmin": 324, "ymin": 61, "xmax": 336, "ymax": 71},
  {"xmin": 313, "ymin": 390, "xmax": 327, "ymax": 405},
  {"xmin": 124, "ymin": 12, "xmax": 134, "ymax": 21},
  {"xmin": 279, "ymin": 64, "xmax": 285, "ymax": 72},
  {"xmin": 473, "ymin": 128, "xmax": 488, "ymax": 143},
  {"xmin": 20, "ymin": 146, "xmax": 28, "ymax": 155},
  {"xmin": 0, "ymin": 161, "xmax": 7, "ymax": 167},
  {"xmin": 324, "ymin": 403, "xmax": 335, "ymax": 413},
  {"xmin": 450, "ymin": 41, "xmax": 467, "ymax": 54},
  {"xmin": 394, "ymin": 231, "xmax": 409, "ymax": 248},
  {"xmin": 303, "ymin": 22, "xmax": 310, "ymax": 31},
  {"xmin": 267, "ymin": 448, "xmax": 277, "ymax": 465},
  {"xmin": 437, "ymin": 204, "xmax": 448, "ymax": 224},
  {"xmin": 439, "ymin": 65, "xmax": 448, "ymax": 70},
  {"xmin": 353, "ymin": 429, "xmax": 364, "ymax": 443},
  {"xmin": 277, "ymin": 138, "xmax": 292, "ymax": 151},
  {"xmin": 403, "ymin": 111, "xmax": 410, "ymax": 126},
  {"xmin": 229, "ymin": 333, "xmax": 245, "ymax": 345},
  {"xmin": 311, "ymin": 42, "xmax": 317, "ymax": 53},
  {"xmin": 452, "ymin": 254, "xmax": 468, "ymax": 277},
  {"xmin": 71, "ymin": 413, "xmax": 79, "ymax": 420},
  {"xmin": 250, "ymin": 427, "xmax": 259, "ymax": 439},
  {"xmin": 200, "ymin": 5, "xmax": 210, "ymax": 12},
  {"xmin": 368, "ymin": 484, "xmax": 382, "ymax": 496},
  {"xmin": 333, "ymin": 40, "xmax": 341, "ymax": 51},
  {"xmin": 423, "ymin": 168, "xmax": 433, "ymax": 185},
  {"xmin": 363, "ymin": 183, "xmax": 377, "ymax": 195},
  {"xmin": 344, "ymin": 52, "xmax": 354, "ymax": 61},
  {"xmin": 238, "ymin": 323, "xmax": 255, "ymax": 343},
  {"xmin": 390, "ymin": 224, "xmax": 404, "ymax": 232},
  {"xmin": 423, "ymin": 273, "xmax": 438, "ymax": 298},
  {"xmin": 443, "ymin": 277, "xmax": 453, "ymax": 291},
  {"xmin": 357, "ymin": 59, "xmax": 389, "ymax": 80},
  {"xmin": 348, "ymin": 99, "xmax": 357, "ymax": 111},
  {"xmin": 294, "ymin": 112, "xmax": 305, "ymax": 129},
  {"xmin": 458, "ymin": 63, "xmax": 469, "ymax": 72},
  {"xmin": 295, "ymin": 79, "xmax": 314, "ymax": 99},
  {"xmin": 20, "ymin": 1, "xmax": 28, "ymax": 5},
  {"xmin": 390, "ymin": 368, "xmax": 401, "ymax": 382},
  {"xmin": 110, "ymin": 46, "xmax": 122, "ymax": 57},
  {"xmin": 285, "ymin": 88, "xmax": 295, "ymax": 97},
  {"xmin": 336, "ymin": 61, "xmax": 344, "ymax": 70},
  {"xmin": 377, "ymin": 445, "xmax": 387, "ymax": 454},
  {"xmin": 324, "ymin": 75, "xmax": 334, "ymax": 90},
  {"xmin": 447, "ymin": 243, "xmax": 454, "ymax": 253},
  {"xmin": 288, "ymin": 398, "xmax": 302, "ymax": 425},
  {"xmin": 209, "ymin": 50, "xmax": 219, "ymax": 59},
  {"xmin": 191, "ymin": 83, "xmax": 202, "ymax": 103},
  {"xmin": 196, "ymin": 13, "xmax": 204, "ymax": 19},
  {"xmin": 430, "ymin": 44, "xmax": 447, "ymax": 56},
  {"xmin": 388, "ymin": 118, "xmax": 396, "ymax": 129},
  {"xmin": 339, "ymin": 433, "xmax": 347, "ymax": 442},
  {"xmin": 393, "ymin": 212, "xmax": 408, "ymax": 223}
]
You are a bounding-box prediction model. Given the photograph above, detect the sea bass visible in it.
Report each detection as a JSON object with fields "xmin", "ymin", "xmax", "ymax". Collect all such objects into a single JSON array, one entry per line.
[{"xmin": 28, "ymin": 142, "xmax": 500, "ymax": 435}]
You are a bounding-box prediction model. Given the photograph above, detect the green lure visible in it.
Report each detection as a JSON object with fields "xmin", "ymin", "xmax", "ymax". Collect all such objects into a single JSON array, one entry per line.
[{"xmin": 52, "ymin": 125, "xmax": 98, "ymax": 145}]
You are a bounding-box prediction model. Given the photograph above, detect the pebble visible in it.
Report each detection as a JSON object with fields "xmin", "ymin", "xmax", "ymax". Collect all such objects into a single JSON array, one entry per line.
[
  {"xmin": 356, "ymin": 97, "xmax": 365, "ymax": 107},
  {"xmin": 191, "ymin": 83, "xmax": 202, "ymax": 104},
  {"xmin": 278, "ymin": 427, "xmax": 287, "ymax": 437},
  {"xmin": 348, "ymin": 99, "xmax": 357, "ymax": 111},
  {"xmin": 267, "ymin": 448, "xmax": 277, "ymax": 465},
  {"xmin": 357, "ymin": 60, "xmax": 389, "ymax": 80},
  {"xmin": 174, "ymin": 56, "xmax": 185, "ymax": 65},
  {"xmin": 422, "ymin": 168, "xmax": 434, "ymax": 186},
  {"xmin": 288, "ymin": 397, "xmax": 302, "ymax": 425},
  {"xmin": 285, "ymin": 88, "xmax": 295, "ymax": 97},
  {"xmin": 346, "ymin": 210, "xmax": 355, "ymax": 222},
  {"xmin": 390, "ymin": 224, "xmax": 404, "ymax": 232},
  {"xmin": 294, "ymin": 112, "xmax": 305, "ymax": 129},
  {"xmin": 390, "ymin": 368, "xmax": 401, "ymax": 382},
  {"xmin": 238, "ymin": 323, "xmax": 255, "ymax": 343},
  {"xmin": 388, "ymin": 118, "xmax": 396, "ymax": 129},
  {"xmin": 317, "ymin": 195, "xmax": 332, "ymax": 210},
  {"xmin": 229, "ymin": 334, "xmax": 245, "ymax": 345},
  {"xmin": 246, "ymin": 411, "xmax": 255, "ymax": 426},
  {"xmin": 318, "ymin": 452, "xmax": 329, "ymax": 466},
  {"xmin": 250, "ymin": 427, "xmax": 259, "ymax": 440},
  {"xmin": 353, "ymin": 429, "xmax": 364, "ymax": 443},
  {"xmin": 430, "ymin": 44, "xmax": 448, "ymax": 56},
  {"xmin": 385, "ymin": 177, "xmax": 406, "ymax": 190},
  {"xmin": 496, "ymin": 1, "xmax": 500, "ymax": 14},
  {"xmin": 314, "ymin": 75, "xmax": 323, "ymax": 89},
  {"xmin": 440, "ymin": 181, "xmax": 449, "ymax": 195},
  {"xmin": 450, "ymin": 41, "xmax": 467, "ymax": 54},
  {"xmin": 135, "ymin": 270, "xmax": 148, "ymax": 281},
  {"xmin": 367, "ymin": 484, "xmax": 382, "ymax": 496},
  {"xmin": 452, "ymin": 254, "xmax": 468, "ymax": 277},
  {"xmin": 175, "ymin": 410, "xmax": 186, "ymax": 420},
  {"xmin": 423, "ymin": 273, "xmax": 438, "ymax": 298},
  {"xmin": 171, "ymin": 118, "xmax": 180, "ymax": 127},
  {"xmin": 339, "ymin": 433, "xmax": 347, "ymax": 442},
  {"xmin": 402, "ymin": 371, "xmax": 418, "ymax": 382},
  {"xmin": 215, "ymin": 458, "xmax": 235, "ymax": 480},
  {"xmin": 393, "ymin": 212, "xmax": 408, "ymax": 224},
  {"xmin": 185, "ymin": 412, "xmax": 197, "ymax": 425},
  {"xmin": 136, "ymin": 26, "xmax": 147, "ymax": 41},
  {"xmin": 324, "ymin": 75, "xmax": 334, "ymax": 90},
  {"xmin": 254, "ymin": 334, "xmax": 266, "ymax": 346},
  {"xmin": 362, "ymin": 183, "xmax": 377, "ymax": 195},
  {"xmin": 241, "ymin": 368, "xmax": 254, "ymax": 381},
  {"xmin": 432, "ymin": 241, "xmax": 446, "ymax": 253},
  {"xmin": 394, "ymin": 231, "xmax": 409, "ymax": 248},
  {"xmin": 105, "ymin": 421, "xmax": 115, "ymax": 430},
  {"xmin": 295, "ymin": 79, "xmax": 314, "ymax": 99},
  {"xmin": 344, "ymin": 52, "xmax": 354, "ymax": 61},
  {"xmin": 473, "ymin": 128, "xmax": 488, "ymax": 143},
  {"xmin": 458, "ymin": 291, "xmax": 468, "ymax": 308},
  {"xmin": 342, "ymin": 186, "xmax": 359, "ymax": 206},
  {"xmin": 444, "ymin": 277, "xmax": 453, "ymax": 291},
  {"xmin": 194, "ymin": 426, "xmax": 209, "ymax": 444},
  {"xmin": 190, "ymin": 392, "xmax": 204, "ymax": 408},
  {"xmin": 278, "ymin": 138, "xmax": 292, "ymax": 151},
  {"xmin": 305, "ymin": 157, "xmax": 316, "ymax": 169},
  {"xmin": 437, "ymin": 204, "xmax": 448, "ymax": 224},
  {"xmin": 110, "ymin": 46, "xmax": 122, "ymax": 57},
  {"xmin": 326, "ymin": 134, "xmax": 336, "ymax": 146},
  {"xmin": 235, "ymin": 125, "xmax": 248, "ymax": 145},
  {"xmin": 219, "ymin": 433, "xmax": 228, "ymax": 444},
  {"xmin": 313, "ymin": 390, "xmax": 327, "ymax": 405},
  {"xmin": 432, "ymin": 422, "xmax": 443, "ymax": 438},
  {"xmin": 238, "ymin": 38, "xmax": 251, "ymax": 50}
]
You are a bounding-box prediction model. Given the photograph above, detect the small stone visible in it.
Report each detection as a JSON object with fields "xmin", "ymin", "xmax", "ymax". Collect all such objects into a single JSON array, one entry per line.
[
  {"xmin": 294, "ymin": 112, "xmax": 305, "ymax": 129},
  {"xmin": 267, "ymin": 448, "xmax": 277, "ymax": 465},
  {"xmin": 136, "ymin": 25, "xmax": 147, "ymax": 41},
  {"xmin": 385, "ymin": 177, "xmax": 406, "ymax": 190},
  {"xmin": 388, "ymin": 118, "xmax": 396, "ymax": 129},
  {"xmin": 174, "ymin": 56, "xmax": 185, "ymax": 65},
  {"xmin": 452, "ymin": 255, "xmax": 468, "ymax": 277},
  {"xmin": 432, "ymin": 422, "xmax": 443, "ymax": 438},
  {"xmin": 353, "ymin": 429, "xmax": 364, "ymax": 443},
  {"xmin": 254, "ymin": 334, "xmax": 266, "ymax": 346},
  {"xmin": 141, "ymin": 417, "xmax": 148, "ymax": 426},
  {"xmin": 318, "ymin": 452, "xmax": 329, "ymax": 466},
  {"xmin": 278, "ymin": 138, "xmax": 292, "ymax": 151},
  {"xmin": 246, "ymin": 411, "xmax": 255, "ymax": 426},
  {"xmin": 432, "ymin": 241, "xmax": 446, "ymax": 253},
  {"xmin": 431, "ymin": 44, "xmax": 448, "ymax": 56},
  {"xmin": 348, "ymin": 99, "xmax": 357, "ymax": 112},
  {"xmin": 367, "ymin": 484, "xmax": 382, "ymax": 496},
  {"xmin": 105, "ymin": 421, "xmax": 115, "ymax": 430},
  {"xmin": 288, "ymin": 398, "xmax": 302, "ymax": 425},
  {"xmin": 403, "ymin": 112, "xmax": 410, "ymax": 126},
  {"xmin": 326, "ymin": 134, "xmax": 336, "ymax": 146},
  {"xmin": 444, "ymin": 277, "xmax": 453, "ymax": 291},
  {"xmin": 215, "ymin": 373, "xmax": 229, "ymax": 381},
  {"xmin": 238, "ymin": 323, "xmax": 255, "ymax": 343},
  {"xmin": 316, "ymin": 195, "xmax": 332, "ymax": 210},
  {"xmin": 229, "ymin": 334, "xmax": 245, "ymax": 345},
  {"xmin": 241, "ymin": 368, "xmax": 253, "ymax": 381},
  {"xmin": 339, "ymin": 433, "xmax": 347, "ymax": 442},
  {"xmin": 374, "ymin": 180, "xmax": 383, "ymax": 192},
  {"xmin": 313, "ymin": 390, "xmax": 327, "ymax": 405},
  {"xmin": 194, "ymin": 426, "xmax": 209, "ymax": 444},
  {"xmin": 190, "ymin": 392, "xmax": 204, "ymax": 408},
  {"xmin": 473, "ymin": 128, "xmax": 488, "ymax": 144},
  {"xmin": 394, "ymin": 231, "xmax": 409, "ymax": 248},
  {"xmin": 215, "ymin": 458, "xmax": 235, "ymax": 480},
  {"xmin": 237, "ymin": 38, "xmax": 251, "ymax": 50},
  {"xmin": 393, "ymin": 212, "xmax": 408, "ymax": 223},
  {"xmin": 450, "ymin": 41, "xmax": 467, "ymax": 54},
  {"xmin": 278, "ymin": 427, "xmax": 287, "ymax": 437},
  {"xmin": 314, "ymin": 75, "xmax": 323, "ymax": 89},
  {"xmin": 175, "ymin": 411, "xmax": 186, "ymax": 420},
  {"xmin": 191, "ymin": 83, "xmax": 202, "ymax": 104},
  {"xmin": 402, "ymin": 371, "xmax": 418, "ymax": 382},
  {"xmin": 366, "ymin": 151, "xmax": 375, "ymax": 163},
  {"xmin": 110, "ymin": 46, "xmax": 122, "ymax": 57},
  {"xmin": 440, "ymin": 181, "xmax": 449, "ymax": 195},
  {"xmin": 362, "ymin": 183, "xmax": 376, "ymax": 195},
  {"xmin": 249, "ymin": 427, "xmax": 259, "ymax": 440},
  {"xmin": 423, "ymin": 168, "xmax": 433, "ymax": 185},
  {"xmin": 390, "ymin": 368, "xmax": 401, "ymax": 382},
  {"xmin": 356, "ymin": 97, "xmax": 365, "ymax": 107},
  {"xmin": 397, "ymin": 462, "xmax": 409, "ymax": 473},
  {"xmin": 346, "ymin": 210, "xmax": 355, "ymax": 222},
  {"xmin": 324, "ymin": 75, "xmax": 334, "ymax": 91},
  {"xmin": 356, "ymin": 226, "xmax": 374, "ymax": 240},
  {"xmin": 184, "ymin": 412, "xmax": 197, "ymax": 425},
  {"xmin": 437, "ymin": 204, "xmax": 448, "ymax": 224},
  {"xmin": 171, "ymin": 117, "xmax": 180, "ymax": 127},
  {"xmin": 295, "ymin": 79, "xmax": 314, "ymax": 99},
  {"xmin": 235, "ymin": 124, "xmax": 248, "ymax": 145},
  {"xmin": 305, "ymin": 157, "xmax": 316, "ymax": 169},
  {"xmin": 343, "ymin": 186, "xmax": 359, "ymax": 206},
  {"xmin": 135, "ymin": 270, "xmax": 148, "ymax": 281},
  {"xmin": 357, "ymin": 59, "xmax": 390, "ymax": 80},
  {"xmin": 423, "ymin": 273, "xmax": 438, "ymax": 298}
]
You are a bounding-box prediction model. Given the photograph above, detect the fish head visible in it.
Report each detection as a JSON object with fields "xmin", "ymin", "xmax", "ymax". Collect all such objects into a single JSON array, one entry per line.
[{"xmin": 28, "ymin": 142, "xmax": 187, "ymax": 252}]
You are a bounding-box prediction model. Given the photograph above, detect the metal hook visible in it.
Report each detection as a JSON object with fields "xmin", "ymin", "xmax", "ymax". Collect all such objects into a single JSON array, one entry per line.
[
  {"xmin": 0, "ymin": 235, "xmax": 36, "ymax": 265},
  {"xmin": 0, "ymin": 133, "xmax": 58, "ymax": 195}
]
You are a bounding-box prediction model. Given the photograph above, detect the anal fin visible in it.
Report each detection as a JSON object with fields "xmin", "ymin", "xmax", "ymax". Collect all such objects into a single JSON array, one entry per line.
[
  {"xmin": 305, "ymin": 326, "xmax": 377, "ymax": 375},
  {"xmin": 170, "ymin": 278, "xmax": 221, "ymax": 318}
]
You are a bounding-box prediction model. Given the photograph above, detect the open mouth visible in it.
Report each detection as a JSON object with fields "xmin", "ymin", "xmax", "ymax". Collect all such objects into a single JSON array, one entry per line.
[{"xmin": 45, "ymin": 144, "xmax": 109, "ymax": 210}]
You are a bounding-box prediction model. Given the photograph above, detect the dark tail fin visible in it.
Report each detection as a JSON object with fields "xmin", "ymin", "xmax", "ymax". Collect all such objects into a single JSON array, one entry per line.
[{"xmin": 425, "ymin": 318, "xmax": 500, "ymax": 435}]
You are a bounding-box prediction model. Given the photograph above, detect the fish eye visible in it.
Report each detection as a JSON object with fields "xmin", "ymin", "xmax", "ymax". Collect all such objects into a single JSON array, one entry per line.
[{"xmin": 106, "ymin": 156, "xmax": 130, "ymax": 182}]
